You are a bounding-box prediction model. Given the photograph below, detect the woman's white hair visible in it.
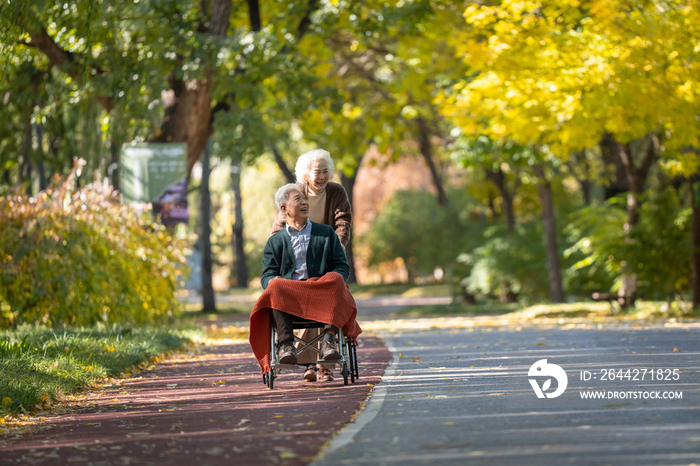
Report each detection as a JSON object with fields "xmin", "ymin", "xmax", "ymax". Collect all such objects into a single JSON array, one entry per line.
[
  {"xmin": 274, "ymin": 183, "xmax": 301, "ymax": 210},
  {"xmin": 295, "ymin": 149, "xmax": 335, "ymax": 185}
]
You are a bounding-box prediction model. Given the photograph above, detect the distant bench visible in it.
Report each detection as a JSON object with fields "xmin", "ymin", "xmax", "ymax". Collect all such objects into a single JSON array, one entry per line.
[{"xmin": 591, "ymin": 292, "xmax": 636, "ymax": 310}]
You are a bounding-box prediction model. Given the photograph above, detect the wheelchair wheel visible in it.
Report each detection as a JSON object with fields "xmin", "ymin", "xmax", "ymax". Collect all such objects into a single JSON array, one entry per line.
[
  {"xmin": 342, "ymin": 361, "xmax": 349, "ymax": 386},
  {"xmin": 352, "ymin": 343, "xmax": 359, "ymax": 379},
  {"xmin": 347, "ymin": 342, "xmax": 355, "ymax": 383},
  {"xmin": 266, "ymin": 370, "xmax": 275, "ymax": 389}
]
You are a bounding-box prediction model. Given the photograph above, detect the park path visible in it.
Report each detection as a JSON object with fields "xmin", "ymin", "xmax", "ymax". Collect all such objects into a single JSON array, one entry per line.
[
  {"xmin": 315, "ymin": 321, "xmax": 700, "ymax": 466},
  {"xmin": 0, "ymin": 336, "xmax": 390, "ymax": 466}
]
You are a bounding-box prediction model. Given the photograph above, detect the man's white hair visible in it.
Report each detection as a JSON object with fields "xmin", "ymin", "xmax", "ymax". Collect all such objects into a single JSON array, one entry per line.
[
  {"xmin": 274, "ymin": 183, "xmax": 301, "ymax": 210},
  {"xmin": 295, "ymin": 149, "xmax": 335, "ymax": 185}
]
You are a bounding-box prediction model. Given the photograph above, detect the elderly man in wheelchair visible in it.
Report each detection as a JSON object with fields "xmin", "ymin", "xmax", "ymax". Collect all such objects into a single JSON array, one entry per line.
[{"xmin": 249, "ymin": 183, "xmax": 361, "ymax": 388}]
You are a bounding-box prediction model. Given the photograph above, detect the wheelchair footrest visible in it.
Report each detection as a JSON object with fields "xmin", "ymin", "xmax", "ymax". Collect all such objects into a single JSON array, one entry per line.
[
  {"xmin": 317, "ymin": 360, "xmax": 343, "ymax": 368},
  {"xmin": 275, "ymin": 363, "xmax": 300, "ymax": 372}
]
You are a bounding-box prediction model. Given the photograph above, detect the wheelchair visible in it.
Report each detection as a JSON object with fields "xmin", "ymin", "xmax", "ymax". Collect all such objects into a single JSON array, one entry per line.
[{"xmin": 262, "ymin": 317, "xmax": 359, "ymax": 389}]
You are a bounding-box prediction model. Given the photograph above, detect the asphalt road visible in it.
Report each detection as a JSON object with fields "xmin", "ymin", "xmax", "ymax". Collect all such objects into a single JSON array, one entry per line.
[{"xmin": 314, "ymin": 322, "xmax": 700, "ymax": 466}]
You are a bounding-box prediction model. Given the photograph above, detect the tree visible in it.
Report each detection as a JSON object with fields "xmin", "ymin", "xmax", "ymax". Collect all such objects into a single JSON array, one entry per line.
[
  {"xmin": 1, "ymin": 0, "xmax": 333, "ymax": 180},
  {"xmin": 441, "ymin": 0, "xmax": 700, "ymax": 304},
  {"xmin": 296, "ymin": 1, "xmax": 470, "ymax": 207}
]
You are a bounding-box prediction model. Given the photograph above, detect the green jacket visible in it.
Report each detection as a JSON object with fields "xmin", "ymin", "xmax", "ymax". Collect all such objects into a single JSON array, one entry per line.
[{"xmin": 261, "ymin": 222, "xmax": 349, "ymax": 290}]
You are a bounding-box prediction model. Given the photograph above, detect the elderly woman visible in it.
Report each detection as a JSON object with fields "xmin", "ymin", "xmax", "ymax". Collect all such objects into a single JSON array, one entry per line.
[{"xmin": 270, "ymin": 149, "xmax": 352, "ymax": 382}]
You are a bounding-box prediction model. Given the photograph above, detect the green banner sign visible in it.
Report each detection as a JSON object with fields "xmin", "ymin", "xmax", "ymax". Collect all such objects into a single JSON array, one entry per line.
[{"xmin": 120, "ymin": 143, "xmax": 189, "ymax": 225}]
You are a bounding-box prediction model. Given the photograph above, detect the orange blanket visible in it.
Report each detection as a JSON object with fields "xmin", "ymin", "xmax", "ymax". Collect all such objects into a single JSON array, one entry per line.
[{"xmin": 249, "ymin": 272, "xmax": 362, "ymax": 374}]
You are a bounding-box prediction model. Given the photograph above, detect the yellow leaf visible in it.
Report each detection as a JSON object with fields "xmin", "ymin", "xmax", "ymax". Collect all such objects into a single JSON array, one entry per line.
[
  {"xmin": 441, "ymin": 422, "xmax": 454, "ymax": 425},
  {"xmin": 537, "ymin": 342, "xmax": 547, "ymax": 346},
  {"xmin": 673, "ymin": 347, "xmax": 681, "ymax": 353},
  {"xmin": 1, "ymin": 397, "xmax": 12, "ymax": 407}
]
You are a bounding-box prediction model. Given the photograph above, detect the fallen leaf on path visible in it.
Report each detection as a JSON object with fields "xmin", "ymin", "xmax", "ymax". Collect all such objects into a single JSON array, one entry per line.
[
  {"xmin": 537, "ymin": 342, "xmax": 547, "ymax": 346},
  {"xmin": 673, "ymin": 347, "xmax": 681, "ymax": 352},
  {"xmin": 441, "ymin": 422, "xmax": 454, "ymax": 425},
  {"xmin": 488, "ymin": 393, "xmax": 508, "ymax": 396}
]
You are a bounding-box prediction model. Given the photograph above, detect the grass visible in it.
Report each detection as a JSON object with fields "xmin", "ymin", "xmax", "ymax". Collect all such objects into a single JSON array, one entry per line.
[
  {"xmin": 395, "ymin": 302, "xmax": 522, "ymax": 317},
  {"xmin": 349, "ymin": 282, "xmax": 450, "ymax": 299},
  {"xmin": 0, "ymin": 324, "xmax": 195, "ymax": 416},
  {"xmin": 394, "ymin": 299, "xmax": 700, "ymax": 321},
  {"xmin": 182, "ymin": 302, "xmax": 252, "ymax": 315}
]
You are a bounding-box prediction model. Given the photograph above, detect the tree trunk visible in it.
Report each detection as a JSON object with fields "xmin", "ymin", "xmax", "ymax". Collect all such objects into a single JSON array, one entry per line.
[
  {"xmin": 599, "ymin": 133, "xmax": 630, "ymax": 200},
  {"xmin": 484, "ymin": 165, "xmax": 518, "ymax": 301},
  {"xmin": 149, "ymin": 77, "xmax": 214, "ymax": 177},
  {"xmin": 230, "ymin": 161, "xmax": 249, "ymax": 288},
  {"xmin": 33, "ymin": 120, "xmax": 47, "ymax": 191},
  {"xmin": 21, "ymin": 103, "xmax": 33, "ymax": 195},
  {"xmin": 270, "ymin": 143, "xmax": 295, "ymax": 183},
  {"xmin": 108, "ymin": 140, "xmax": 120, "ymax": 191},
  {"xmin": 533, "ymin": 164, "xmax": 564, "ymax": 303},
  {"xmin": 690, "ymin": 179, "xmax": 700, "ymax": 309},
  {"xmin": 580, "ymin": 179, "xmax": 592, "ymax": 205},
  {"xmin": 567, "ymin": 150, "xmax": 592, "ymax": 205},
  {"xmin": 616, "ymin": 134, "xmax": 659, "ymax": 308},
  {"xmin": 416, "ymin": 116, "xmax": 448, "ymax": 206},
  {"xmin": 485, "ymin": 168, "xmax": 516, "ymax": 233},
  {"xmin": 200, "ymin": 140, "xmax": 217, "ymax": 312}
]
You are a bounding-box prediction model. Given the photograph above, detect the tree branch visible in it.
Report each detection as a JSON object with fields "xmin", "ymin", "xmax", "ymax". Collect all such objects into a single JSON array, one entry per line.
[
  {"xmin": 297, "ymin": 0, "xmax": 320, "ymax": 39},
  {"xmin": 269, "ymin": 142, "xmax": 295, "ymax": 183},
  {"xmin": 28, "ymin": 29, "xmax": 114, "ymax": 113},
  {"xmin": 416, "ymin": 116, "xmax": 448, "ymax": 206}
]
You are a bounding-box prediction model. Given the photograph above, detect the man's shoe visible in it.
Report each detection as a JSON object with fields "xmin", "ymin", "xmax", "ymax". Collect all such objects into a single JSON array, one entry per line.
[
  {"xmin": 320, "ymin": 334, "xmax": 341, "ymax": 361},
  {"xmin": 303, "ymin": 366, "xmax": 317, "ymax": 382},
  {"xmin": 278, "ymin": 342, "xmax": 297, "ymax": 364}
]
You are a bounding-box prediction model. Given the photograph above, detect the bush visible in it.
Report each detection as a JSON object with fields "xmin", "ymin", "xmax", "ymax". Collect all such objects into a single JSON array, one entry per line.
[
  {"xmin": 364, "ymin": 189, "xmax": 479, "ymax": 281},
  {"xmin": 0, "ymin": 168, "xmax": 188, "ymax": 328},
  {"xmin": 567, "ymin": 188, "xmax": 690, "ymax": 300},
  {"xmin": 462, "ymin": 221, "xmax": 551, "ymax": 301}
]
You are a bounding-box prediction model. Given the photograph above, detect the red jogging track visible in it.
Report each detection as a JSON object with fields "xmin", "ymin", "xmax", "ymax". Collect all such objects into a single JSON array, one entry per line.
[{"xmin": 0, "ymin": 336, "xmax": 391, "ymax": 466}]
